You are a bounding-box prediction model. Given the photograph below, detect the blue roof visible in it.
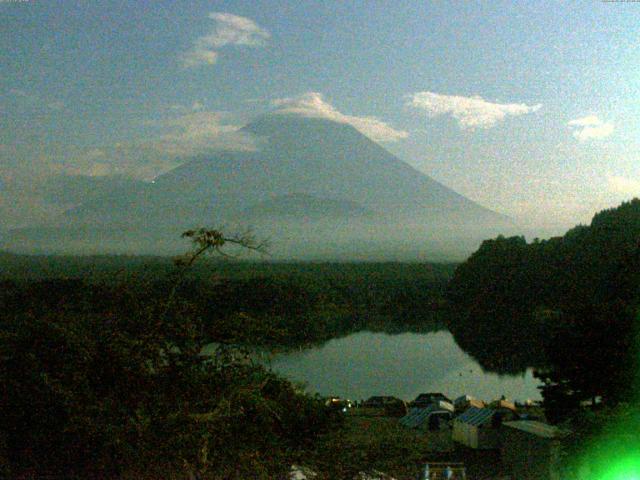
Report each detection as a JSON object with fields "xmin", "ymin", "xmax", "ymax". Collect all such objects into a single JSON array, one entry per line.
[
  {"xmin": 399, "ymin": 405, "xmax": 451, "ymax": 429},
  {"xmin": 400, "ymin": 407, "xmax": 429, "ymax": 428},
  {"xmin": 455, "ymin": 407, "xmax": 495, "ymax": 426}
]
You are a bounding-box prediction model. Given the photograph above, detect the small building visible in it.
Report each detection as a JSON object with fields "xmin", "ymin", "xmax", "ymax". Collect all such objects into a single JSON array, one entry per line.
[
  {"xmin": 412, "ymin": 392, "xmax": 453, "ymax": 408},
  {"xmin": 361, "ymin": 396, "xmax": 407, "ymax": 416},
  {"xmin": 325, "ymin": 397, "xmax": 353, "ymax": 411},
  {"xmin": 432, "ymin": 400, "xmax": 454, "ymax": 414},
  {"xmin": 400, "ymin": 402, "xmax": 453, "ymax": 432},
  {"xmin": 454, "ymin": 395, "xmax": 485, "ymax": 413},
  {"xmin": 501, "ymin": 420, "xmax": 569, "ymax": 480},
  {"xmin": 363, "ymin": 396, "xmax": 396, "ymax": 408},
  {"xmin": 489, "ymin": 399, "xmax": 517, "ymax": 413},
  {"xmin": 452, "ymin": 407, "xmax": 505, "ymax": 449}
]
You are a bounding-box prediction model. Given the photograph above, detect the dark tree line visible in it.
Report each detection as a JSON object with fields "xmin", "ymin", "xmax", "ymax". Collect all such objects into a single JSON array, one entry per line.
[
  {"xmin": 0, "ymin": 261, "xmax": 450, "ymax": 351},
  {"xmin": 0, "ymin": 230, "xmax": 342, "ymax": 479},
  {"xmin": 0, "ymin": 231, "xmax": 452, "ymax": 478},
  {"xmin": 446, "ymin": 199, "xmax": 640, "ymax": 421}
]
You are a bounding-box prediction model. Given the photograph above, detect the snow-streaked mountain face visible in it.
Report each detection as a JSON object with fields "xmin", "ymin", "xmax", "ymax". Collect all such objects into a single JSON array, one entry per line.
[{"xmin": 3, "ymin": 115, "xmax": 514, "ymax": 259}]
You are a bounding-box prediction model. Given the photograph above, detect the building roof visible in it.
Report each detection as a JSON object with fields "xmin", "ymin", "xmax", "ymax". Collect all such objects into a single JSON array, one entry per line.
[
  {"xmin": 454, "ymin": 407, "xmax": 496, "ymax": 427},
  {"xmin": 454, "ymin": 395, "xmax": 485, "ymax": 408},
  {"xmin": 428, "ymin": 400, "xmax": 454, "ymax": 413},
  {"xmin": 414, "ymin": 392, "xmax": 452, "ymax": 404},
  {"xmin": 489, "ymin": 399, "xmax": 516, "ymax": 411},
  {"xmin": 468, "ymin": 399, "xmax": 486, "ymax": 409},
  {"xmin": 502, "ymin": 420, "xmax": 569, "ymax": 439},
  {"xmin": 399, "ymin": 405, "xmax": 452, "ymax": 429},
  {"xmin": 364, "ymin": 396, "xmax": 402, "ymax": 405}
]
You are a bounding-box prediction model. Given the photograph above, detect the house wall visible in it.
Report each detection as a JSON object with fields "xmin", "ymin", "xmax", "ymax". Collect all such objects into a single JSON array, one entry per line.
[
  {"xmin": 452, "ymin": 421, "xmax": 465, "ymax": 445},
  {"xmin": 501, "ymin": 428, "xmax": 557, "ymax": 480},
  {"xmin": 453, "ymin": 421, "xmax": 476, "ymax": 448},
  {"xmin": 453, "ymin": 423, "xmax": 502, "ymax": 449},
  {"xmin": 478, "ymin": 427, "xmax": 500, "ymax": 450},
  {"xmin": 454, "ymin": 421, "xmax": 503, "ymax": 450}
]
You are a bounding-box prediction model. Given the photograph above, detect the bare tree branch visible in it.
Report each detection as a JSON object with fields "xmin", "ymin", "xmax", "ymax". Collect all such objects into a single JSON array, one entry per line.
[
  {"xmin": 178, "ymin": 227, "xmax": 269, "ymax": 266},
  {"xmin": 161, "ymin": 228, "xmax": 270, "ymax": 324}
]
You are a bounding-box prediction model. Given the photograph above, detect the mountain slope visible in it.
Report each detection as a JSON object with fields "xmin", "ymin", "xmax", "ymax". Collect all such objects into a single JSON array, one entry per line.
[
  {"xmin": 240, "ymin": 193, "xmax": 375, "ymax": 220},
  {"xmin": 0, "ymin": 173, "xmax": 148, "ymax": 231},
  {"xmin": 243, "ymin": 115, "xmax": 495, "ymax": 218},
  {"xmin": 4, "ymin": 115, "xmax": 512, "ymax": 258}
]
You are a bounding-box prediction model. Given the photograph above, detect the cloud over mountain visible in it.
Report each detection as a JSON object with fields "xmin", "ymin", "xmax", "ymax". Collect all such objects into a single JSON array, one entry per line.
[
  {"xmin": 146, "ymin": 111, "xmax": 258, "ymax": 156},
  {"xmin": 272, "ymin": 92, "xmax": 408, "ymax": 142},
  {"xmin": 21, "ymin": 110, "xmax": 259, "ymax": 181},
  {"xmin": 568, "ymin": 115, "xmax": 614, "ymax": 141},
  {"xmin": 407, "ymin": 92, "xmax": 541, "ymax": 129},
  {"xmin": 180, "ymin": 12, "xmax": 270, "ymax": 68}
]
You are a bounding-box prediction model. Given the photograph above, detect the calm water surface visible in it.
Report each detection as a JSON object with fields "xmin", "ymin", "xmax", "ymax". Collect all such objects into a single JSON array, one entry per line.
[{"xmin": 263, "ymin": 330, "xmax": 541, "ymax": 403}]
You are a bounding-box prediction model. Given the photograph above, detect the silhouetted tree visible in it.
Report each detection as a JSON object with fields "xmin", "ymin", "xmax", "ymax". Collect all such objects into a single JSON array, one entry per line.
[
  {"xmin": 447, "ymin": 199, "xmax": 640, "ymax": 421},
  {"xmin": 0, "ymin": 229, "xmax": 340, "ymax": 479}
]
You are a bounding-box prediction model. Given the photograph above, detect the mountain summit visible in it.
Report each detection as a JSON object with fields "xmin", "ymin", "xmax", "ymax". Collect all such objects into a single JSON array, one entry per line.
[{"xmin": 5, "ymin": 114, "xmax": 511, "ymax": 259}]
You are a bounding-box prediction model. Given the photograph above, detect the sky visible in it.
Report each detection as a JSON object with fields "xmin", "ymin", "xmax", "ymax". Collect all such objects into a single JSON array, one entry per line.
[{"xmin": 1, "ymin": 0, "xmax": 639, "ymax": 232}]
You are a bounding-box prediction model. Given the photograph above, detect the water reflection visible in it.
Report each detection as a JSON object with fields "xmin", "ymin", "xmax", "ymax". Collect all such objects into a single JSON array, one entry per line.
[{"xmin": 266, "ymin": 330, "xmax": 541, "ymax": 402}]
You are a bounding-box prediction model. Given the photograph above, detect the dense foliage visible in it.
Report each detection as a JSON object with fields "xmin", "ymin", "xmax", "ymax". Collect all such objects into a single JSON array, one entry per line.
[
  {"xmin": 447, "ymin": 199, "xmax": 640, "ymax": 419},
  {"xmin": 0, "ymin": 232, "xmax": 354, "ymax": 478},
  {"xmin": 0, "ymin": 261, "xmax": 452, "ymax": 349},
  {"xmin": 0, "ymin": 281, "xmax": 344, "ymax": 478},
  {"xmin": 0, "ymin": 250, "xmax": 451, "ymax": 477}
]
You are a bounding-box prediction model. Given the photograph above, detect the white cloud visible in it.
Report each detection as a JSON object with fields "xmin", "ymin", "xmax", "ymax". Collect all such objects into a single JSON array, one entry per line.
[
  {"xmin": 181, "ymin": 49, "xmax": 219, "ymax": 68},
  {"xmin": 567, "ymin": 115, "xmax": 601, "ymax": 127},
  {"xmin": 606, "ymin": 174, "xmax": 640, "ymax": 196},
  {"xmin": 146, "ymin": 111, "xmax": 258, "ymax": 156},
  {"xmin": 38, "ymin": 111, "xmax": 259, "ymax": 180},
  {"xmin": 568, "ymin": 115, "xmax": 614, "ymax": 141},
  {"xmin": 180, "ymin": 12, "xmax": 270, "ymax": 68},
  {"xmin": 574, "ymin": 123, "xmax": 614, "ymax": 141},
  {"xmin": 406, "ymin": 91, "xmax": 542, "ymax": 129},
  {"xmin": 272, "ymin": 92, "xmax": 409, "ymax": 142}
]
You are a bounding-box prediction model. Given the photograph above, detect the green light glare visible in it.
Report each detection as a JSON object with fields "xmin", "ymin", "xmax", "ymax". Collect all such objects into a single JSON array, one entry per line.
[
  {"xmin": 578, "ymin": 300, "xmax": 640, "ymax": 480},
  {"xmin": 600, "ymin": 458, "xmax": 640, "ymax": 480},
  {"xmin": 577, "ymin": 435, "xmax": 640, "ymax": 480}
]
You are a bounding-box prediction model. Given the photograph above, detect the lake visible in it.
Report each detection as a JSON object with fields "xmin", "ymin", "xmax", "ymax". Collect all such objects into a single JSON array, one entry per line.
[{"xmin": 262, "ymin": 330, "xmax": 542, "ymax": 403}]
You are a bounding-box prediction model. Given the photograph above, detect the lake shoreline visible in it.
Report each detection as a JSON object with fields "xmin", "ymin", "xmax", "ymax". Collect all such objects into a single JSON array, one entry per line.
[{"xmin": 221, "ymin": 330, "xmax": 543, "ymax": 403}]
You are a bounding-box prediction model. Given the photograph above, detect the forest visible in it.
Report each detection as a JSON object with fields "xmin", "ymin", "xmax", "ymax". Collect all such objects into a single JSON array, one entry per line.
[
  {"xmin": 447, "ymin": 199, "xmax": 640, "ymax": 421},
  {"xmin": 0, "ymin": 247, "xmax": 453, "ymax": 478},
  {"xmin": 0, "ymin": 260, "xmax": 453, "ymax": 349}
]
